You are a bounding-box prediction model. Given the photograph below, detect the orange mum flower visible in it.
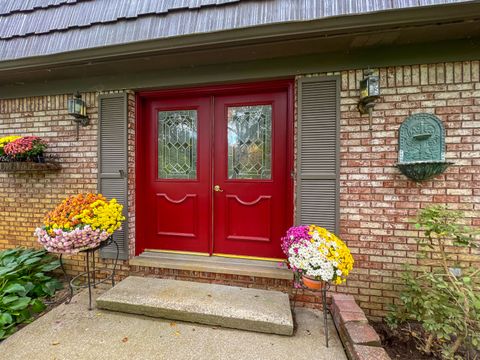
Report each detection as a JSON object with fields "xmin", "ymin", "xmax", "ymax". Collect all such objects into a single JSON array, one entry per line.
[{"xmin": 44, "ymin": 193, "xmax": 107, "ymax": 231}]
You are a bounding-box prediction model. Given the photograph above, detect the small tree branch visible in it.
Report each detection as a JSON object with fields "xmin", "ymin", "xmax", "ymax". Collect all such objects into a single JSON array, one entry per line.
[
  {"xmin": 424, "ymin": 333, "xmax": 434, "ymax": 354},
  {"xmin": 451, "ymin": 336, "xmax": 463, "ymax": 354}
]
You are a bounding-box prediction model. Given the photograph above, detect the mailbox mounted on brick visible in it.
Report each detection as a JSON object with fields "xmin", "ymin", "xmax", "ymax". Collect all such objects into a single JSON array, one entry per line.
[{"xmin": 396, "ymin": 113, "xmax": 453, "ymax": 181}]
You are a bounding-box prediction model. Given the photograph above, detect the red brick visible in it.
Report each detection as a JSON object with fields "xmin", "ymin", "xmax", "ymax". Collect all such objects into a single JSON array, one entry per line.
[
  {"xmin": 352, "ymin": 344, "xmax": 391, "ymax": 360},
  {"xmin": 344, "ymin": 322, "xmax": 381, "ymax": 346},
  {"xmin": 338, "ymin": 310, "xmax": 368, "ymax": 324}
]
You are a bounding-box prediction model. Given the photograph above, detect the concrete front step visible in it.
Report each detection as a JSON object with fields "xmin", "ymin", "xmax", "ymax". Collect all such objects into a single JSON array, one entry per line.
[{"xmin": 96, "ymin": 276, "xmax": 294, "ymax": 336}]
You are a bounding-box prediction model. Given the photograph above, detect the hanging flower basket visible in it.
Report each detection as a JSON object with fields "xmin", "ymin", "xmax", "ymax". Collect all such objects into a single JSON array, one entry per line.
[
  {"xmin": 0, "ymin": 161, "xmax": 61, "ymax": 172},
  {"xmin": 0, "ymin": 135, "xmax": 47, "ymax": 160},
  {"xmin": 35, "ymin": 193, "xmax": 125, "ymax": 254},
  {"xmin": 0, "ymin": 135, "xmax": 60, "ymax": 173}
]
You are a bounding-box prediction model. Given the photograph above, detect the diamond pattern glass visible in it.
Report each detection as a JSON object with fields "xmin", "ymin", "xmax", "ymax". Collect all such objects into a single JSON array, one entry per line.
[
  {"xmin": 158, "ymin": 110, "xmax": 197, "ymax": 179},
  {"xmin": 227, "ymin": 105, "xmax": 272, "ymax": 179}
]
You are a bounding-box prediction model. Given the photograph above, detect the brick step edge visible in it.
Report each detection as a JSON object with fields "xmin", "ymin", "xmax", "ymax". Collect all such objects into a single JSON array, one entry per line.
[{"xmin": 330, "ymin": 294, "xmax": 391, "ymax": 360}]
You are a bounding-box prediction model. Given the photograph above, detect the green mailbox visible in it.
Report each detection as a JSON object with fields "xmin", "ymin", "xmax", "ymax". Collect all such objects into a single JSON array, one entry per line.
[{"xmin": 396, "ymin": 113, "xmax": 453, "ymax": 181}]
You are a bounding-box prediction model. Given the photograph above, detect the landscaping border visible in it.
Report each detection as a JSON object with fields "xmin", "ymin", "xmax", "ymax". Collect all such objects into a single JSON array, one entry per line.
[{"xmin": 330, "ymin": 294, "xmax": 391, "ymax": 360}]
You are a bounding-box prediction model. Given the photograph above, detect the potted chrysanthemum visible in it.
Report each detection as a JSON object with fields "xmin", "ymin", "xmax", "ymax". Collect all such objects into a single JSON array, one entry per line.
[
  {"xmin": 35, "ymin": 193, "xmax": 125, "ymax": 254},
  {"xmin": 281, "ymin": 225, "xmax": 354, "ymax": 290}
]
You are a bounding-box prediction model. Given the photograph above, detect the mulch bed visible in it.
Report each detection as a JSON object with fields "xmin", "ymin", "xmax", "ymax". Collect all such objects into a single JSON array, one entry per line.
[
  {"xmin": 372, "ymin": 321, "xmax": 480, "ymax": 360},
  {"xmin": 371, "ymin": 321, "xmax": 435, "ymax": 360}
]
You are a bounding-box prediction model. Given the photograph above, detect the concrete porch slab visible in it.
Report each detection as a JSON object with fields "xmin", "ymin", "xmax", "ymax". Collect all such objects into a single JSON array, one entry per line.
[
  {"xmin": 129, "ymin": 251, "xmax": 293, "ymax": 280},
  {"xmin": 96, "ymin": 276, "xmax": 293, "ymax": 336},
  {"xmin": 0, "ymin": 287, "xmax": 347, "ymax": 360}
]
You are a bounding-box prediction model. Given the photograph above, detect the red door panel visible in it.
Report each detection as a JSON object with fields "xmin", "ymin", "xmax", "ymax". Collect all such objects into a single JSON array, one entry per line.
[
  {"xmin": 225, "ymin": 195, "xmax": 271, "ymax": 242},
  {"xmin": 142, "ymin": 96, "xmax": 211, "ymax": 253},
  {"xmin": 155, "ymin": 194, "xmax": 198, "ymax": 238},
  {"xmin": 137, "ymin": 82, "xmax": 293, "ymax": 259},
  {"xmin": 213, "ymin": 92, "xmax": 289, "ymax": 259}
]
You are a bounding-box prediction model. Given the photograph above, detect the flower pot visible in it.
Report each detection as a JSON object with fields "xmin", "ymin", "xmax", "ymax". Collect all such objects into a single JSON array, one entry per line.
[
  {"xmin": 302, "ymin": 275, "xmax": 325, "ymax": 290},
  {"xmin": 35, "ymin": 226, "xmax": 111, "ymax": 254}
]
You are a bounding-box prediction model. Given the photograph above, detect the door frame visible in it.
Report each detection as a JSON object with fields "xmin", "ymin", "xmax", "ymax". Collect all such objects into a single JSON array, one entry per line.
[{"xmin": 135, "ymin": 79, "xmax": 295, "ymax": 256}]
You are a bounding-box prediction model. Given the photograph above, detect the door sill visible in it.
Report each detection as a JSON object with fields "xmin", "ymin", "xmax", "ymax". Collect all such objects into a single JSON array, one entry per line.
[
  {"xmin": 129, "ymin": 251, "xmax": 293, "ymax": 280},
  {"xmin": 212, "ymin": 253, "xmax": 285, "ymax": 262},
  {"xmin": 145, "ymin": 249, "xmax": 210, "ymax": 256}
]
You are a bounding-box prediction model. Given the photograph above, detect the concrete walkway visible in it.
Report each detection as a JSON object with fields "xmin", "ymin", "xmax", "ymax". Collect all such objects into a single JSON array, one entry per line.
[{"xmin": 1, "ymin": 287, "xmax": 347, "ymax": 360}]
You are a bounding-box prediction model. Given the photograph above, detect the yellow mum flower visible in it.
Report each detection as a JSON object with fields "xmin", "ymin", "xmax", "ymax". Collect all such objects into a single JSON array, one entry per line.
[{"xmin": 296, "ymin": 226, "xmax": 355, "ymax": 284}]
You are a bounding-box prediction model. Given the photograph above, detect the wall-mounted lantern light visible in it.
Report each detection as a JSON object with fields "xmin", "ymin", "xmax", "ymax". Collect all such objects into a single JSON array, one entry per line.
[
  {"xmin": 67, "ymin": 92, "xmax": 89, "ymax": 140},
  {"xmin": 358, "ymin": 69, "xmax": 380, "ymax": 130}
]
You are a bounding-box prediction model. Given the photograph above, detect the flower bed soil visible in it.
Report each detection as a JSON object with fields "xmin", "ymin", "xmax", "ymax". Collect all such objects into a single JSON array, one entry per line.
[
  {"xmin": 372, "ymin": 322, "xmax": 434, "ymax": 360},
  {"xmin": 372, "ymin": 321, "xmax": 480, "ymax": 360}
]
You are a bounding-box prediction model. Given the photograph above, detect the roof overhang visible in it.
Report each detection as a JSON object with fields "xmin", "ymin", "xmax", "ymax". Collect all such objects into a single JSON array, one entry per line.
[
  {"xmin": 0, "ymin": 2, "xmax": 480, "ymax": 98},
  {"xmin": 1, "ymin": 1, "xmax": 479, "ymax": 73}
]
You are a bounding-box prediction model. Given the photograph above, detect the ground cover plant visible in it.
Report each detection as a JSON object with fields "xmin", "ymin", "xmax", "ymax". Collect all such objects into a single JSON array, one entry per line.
[
  {"xmin": 387, "ymin": 205, "xmax": 480, "ymax": 359},
  {"xmin": 0, "ymin": 248, "xmax": 62, "ymax": 339}
]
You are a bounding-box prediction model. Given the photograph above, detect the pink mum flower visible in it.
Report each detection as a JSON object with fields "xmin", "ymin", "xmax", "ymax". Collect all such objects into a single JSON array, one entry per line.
[{"xmin": 4, "ymin": 136, "xmax": 46, "ymax": 156}]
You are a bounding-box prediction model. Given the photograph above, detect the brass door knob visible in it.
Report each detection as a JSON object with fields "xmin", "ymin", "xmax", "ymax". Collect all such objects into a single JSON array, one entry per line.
[{"xmin": 214, "ymin": 185, "xmax": 223, "ymax": 192}]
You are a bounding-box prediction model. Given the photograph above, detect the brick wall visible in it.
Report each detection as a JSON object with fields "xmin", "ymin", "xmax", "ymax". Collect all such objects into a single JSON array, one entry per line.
[
  {"xmin": 126, "ymin": 92, "xmax": 136, "ymax": 258},
  {"xmin": 1, "ymin": 61, "xmax": 479, "ymax": 318},
  {"xmin": 0, "ymin": 90, "xmax": 317, "ymax": 308},
  {"xmin": 0, "ymin": 92, "xmax": 133, "ymax": 276},
  {"xmin": 334, "ymin": 61, "xmax": 480, "ymax": 319}
]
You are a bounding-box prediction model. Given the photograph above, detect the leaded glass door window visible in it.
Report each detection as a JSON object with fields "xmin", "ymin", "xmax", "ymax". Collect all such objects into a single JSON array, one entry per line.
[
  {"xmin": 158, "ymin": 110, "xmax": 197, "ymax": 179},
  {"xmin": 227, "ymin": 105, "xmax": 272, "ymax": 180}
]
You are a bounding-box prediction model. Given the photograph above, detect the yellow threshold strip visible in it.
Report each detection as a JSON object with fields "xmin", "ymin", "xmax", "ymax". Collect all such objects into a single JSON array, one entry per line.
[
  {"xmin": 213, "ymin": 253, "xmax": 286, "ymax": 263},
  {"xmin": 145, "ymin": 249, "xmax": 210, "ymax": 257},
  {"xmin": 145, "ymin": 249, "xmax": 287, "ymax": 263}
]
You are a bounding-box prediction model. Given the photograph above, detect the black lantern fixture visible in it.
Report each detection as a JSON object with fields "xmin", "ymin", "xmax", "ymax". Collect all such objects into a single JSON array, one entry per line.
[
  {"xmin": 68, "ymin": 92, "xmax": 89, "ymax": 140},
  {"xmin": 358, "ymin": 69, "xmax": 380, "ymax": 130}
]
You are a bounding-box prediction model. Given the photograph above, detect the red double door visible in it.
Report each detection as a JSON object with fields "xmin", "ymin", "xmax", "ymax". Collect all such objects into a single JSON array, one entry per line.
[{"xmin": 138, "ymin": 83, "xmax": 292, "ymax": 259}]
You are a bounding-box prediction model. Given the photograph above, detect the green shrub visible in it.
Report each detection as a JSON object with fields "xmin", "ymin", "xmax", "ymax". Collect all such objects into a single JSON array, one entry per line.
[
  {"xmin": 387, "ymin": 206, "xmax": 480, "ymax": 359},
  {"xmin": 0, "ymin": 248, "xmax": 63, "ymax": 339}
]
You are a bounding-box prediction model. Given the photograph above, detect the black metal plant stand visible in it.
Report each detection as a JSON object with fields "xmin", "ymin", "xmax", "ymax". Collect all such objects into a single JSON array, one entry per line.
[
  {"xmin": 59, "ymin": 237, "xmax": 119, "ymax": 310},
  {"xmin": 293, "ymin": 278, "xmax": 332, "ymax": 348}
]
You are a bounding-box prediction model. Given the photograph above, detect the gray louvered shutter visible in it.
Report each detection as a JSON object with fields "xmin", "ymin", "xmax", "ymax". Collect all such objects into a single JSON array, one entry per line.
[
  {"xmin": 297, "ymin": 77, "xmax": 340, "ymax": 233},
  {"xmin": 98, "ymin": 93, "xmax": 129, "ymax": 260}
]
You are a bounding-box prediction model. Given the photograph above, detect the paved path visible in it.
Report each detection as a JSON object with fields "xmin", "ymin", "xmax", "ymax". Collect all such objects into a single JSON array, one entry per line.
[{"xmin": 1, "ymin": 287, "xmax": 347, "ymax": 360}]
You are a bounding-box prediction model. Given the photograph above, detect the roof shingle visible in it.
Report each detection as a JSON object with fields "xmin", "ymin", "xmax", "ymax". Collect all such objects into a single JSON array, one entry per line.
[{"xmin": 0, "ymin": 0, "xmax": 474, "ymax": 62}]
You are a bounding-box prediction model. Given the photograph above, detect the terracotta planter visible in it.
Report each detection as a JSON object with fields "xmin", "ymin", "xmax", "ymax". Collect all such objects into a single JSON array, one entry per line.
[{"xmin": 302, "ymin": 275, "xmax": 325, "ymax": 290}]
